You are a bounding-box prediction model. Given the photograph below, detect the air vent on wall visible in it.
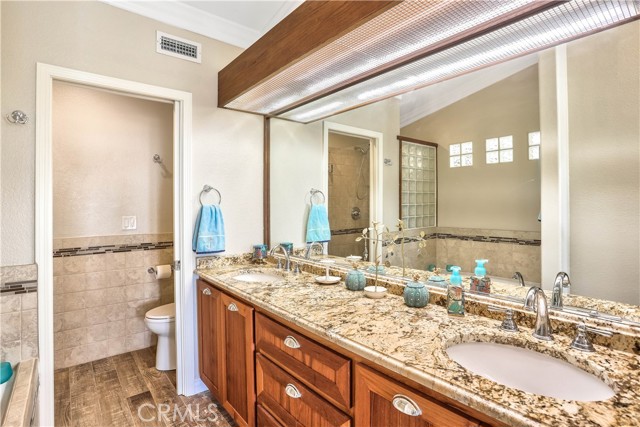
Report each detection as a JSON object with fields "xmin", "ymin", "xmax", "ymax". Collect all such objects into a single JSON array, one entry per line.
[{"xmin": 156, "ymin": 31, "xmax": 201, "ymax": 63}]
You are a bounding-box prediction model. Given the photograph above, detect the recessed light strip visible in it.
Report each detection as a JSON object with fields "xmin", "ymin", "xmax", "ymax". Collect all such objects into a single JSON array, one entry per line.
[{"xmin": 281, "ymin": 0, "xmax": 640, "ymax": 123}]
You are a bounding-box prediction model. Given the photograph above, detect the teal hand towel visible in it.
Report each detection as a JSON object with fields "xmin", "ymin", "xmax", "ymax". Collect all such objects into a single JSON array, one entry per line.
[
  {"xmin": 306, "ymin": 204, "xmax": 331, "ymax": 243},
  {"xmin": 192, "ymin": 205, "xmax": 225, "ymax": 254}
]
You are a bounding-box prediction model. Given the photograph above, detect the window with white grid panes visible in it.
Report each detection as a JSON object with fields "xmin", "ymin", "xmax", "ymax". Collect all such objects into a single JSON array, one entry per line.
[
  {"xmin": 400, "ymin": 139, "xmax": 437, "ymax": 229},
  {"xmin": 449, "ymin": 141, "xmax": 473, "ymax": 168},
  {"xmin": 486, "ymin": 135, "xmax": 513, "ymax": 164},
  {"xmin": 528, "ymin": 131, "xmax": 540, "ymax": 160}
]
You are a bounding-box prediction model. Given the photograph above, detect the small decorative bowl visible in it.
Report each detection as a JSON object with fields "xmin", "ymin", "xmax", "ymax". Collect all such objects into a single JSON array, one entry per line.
[{"xmin": 364, "ymin": 285, "xmax": 387, "ymax": 299}]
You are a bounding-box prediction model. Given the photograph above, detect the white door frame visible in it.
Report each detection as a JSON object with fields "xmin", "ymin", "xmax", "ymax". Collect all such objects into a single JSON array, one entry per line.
[
  {"xmin": 35, "ymin": 63, "xmax": 195, "ymax": 426},
  {"xmin": 323, "ymin": 122, "xmax": 384, "ymax": 259}
]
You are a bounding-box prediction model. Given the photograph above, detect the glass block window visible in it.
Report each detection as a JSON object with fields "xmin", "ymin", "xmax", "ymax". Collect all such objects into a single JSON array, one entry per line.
[
  {"xmin": 400, "ymin": 139, "xmax": 437, "ymax": 229},
  {"xmin": 486, "ymin": 135, "xmax": 513, "ymax": 164},
  {"xmin": 449, "ymin": 142, "xmax": 473, "ymax": 168},
  {"xmin": 528, "ymin": 131, "xmax": 541, "ymax": 160}
]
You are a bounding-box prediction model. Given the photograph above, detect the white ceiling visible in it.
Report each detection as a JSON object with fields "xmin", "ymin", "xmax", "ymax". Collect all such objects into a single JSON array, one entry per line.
[{"xmin": 103, "ymin": 0, "xmax": 302, "ymax": 48}]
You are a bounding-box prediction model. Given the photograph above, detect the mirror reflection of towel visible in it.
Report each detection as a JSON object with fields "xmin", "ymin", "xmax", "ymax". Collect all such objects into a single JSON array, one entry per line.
[
  {"xmin": 192, "ymin": 205, "xmax": 225, "ymax": 254},
  {"xmin": 306, "ymin": 204, "xmax": 331, "ymax": 243}
]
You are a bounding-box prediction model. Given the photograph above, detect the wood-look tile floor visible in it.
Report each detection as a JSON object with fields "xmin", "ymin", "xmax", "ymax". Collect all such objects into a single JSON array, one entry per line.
[{"xmin": 54, "ymin": 347, "xmax": 236, "ymax": 427}]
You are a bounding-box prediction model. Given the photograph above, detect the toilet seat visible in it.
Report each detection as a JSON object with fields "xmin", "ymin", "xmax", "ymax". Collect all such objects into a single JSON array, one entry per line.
[{"xmin": 145, "ymin": 303, "xmax": 175, "ymax": 320}]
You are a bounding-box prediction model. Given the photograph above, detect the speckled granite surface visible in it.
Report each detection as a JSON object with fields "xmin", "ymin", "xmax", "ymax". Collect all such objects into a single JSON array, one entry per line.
[{"xmin": 198, "ymin": 261, "xmax": 640, "ymax": 427}]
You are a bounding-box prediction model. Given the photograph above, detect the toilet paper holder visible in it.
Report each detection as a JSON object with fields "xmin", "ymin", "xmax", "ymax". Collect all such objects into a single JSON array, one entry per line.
[{"xmin": 148, "ymin": 261, "xmax": 180, "ymax": 275}]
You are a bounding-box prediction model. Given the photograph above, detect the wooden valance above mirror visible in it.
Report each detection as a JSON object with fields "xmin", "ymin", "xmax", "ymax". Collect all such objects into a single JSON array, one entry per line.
[{"xmin": 218, "ymin": 1, "xmax": 639, "ymax": 123}]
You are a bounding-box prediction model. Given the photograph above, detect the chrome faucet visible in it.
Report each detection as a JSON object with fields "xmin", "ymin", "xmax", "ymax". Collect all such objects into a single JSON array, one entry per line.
[
  {"xmin": 551, "ymin": 272, "xmax": 570, "ymax": 309},
  {"xmin": 524, "ymin": 286, "xmax": 553, "ymax": 341},
  {"xmin": 512, "ymin": 271, "xmax": 525, "ymax": 287},
  {"xmin": 304, "ymin": 241, "xmax": 324, "ymax": 259},
  {"xmin": 269, "ymin": 245, "xmax": 291, "ymax": 271}
]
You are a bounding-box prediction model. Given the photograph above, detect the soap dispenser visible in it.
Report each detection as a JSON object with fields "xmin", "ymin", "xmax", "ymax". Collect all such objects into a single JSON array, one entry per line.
[
  {"xmin": 447, "ymin": 266, "xmax": 465, "ymax": 316},
  {"xmin": 470, "ymin": 259, "xmax": 490, "ymax": 293}
]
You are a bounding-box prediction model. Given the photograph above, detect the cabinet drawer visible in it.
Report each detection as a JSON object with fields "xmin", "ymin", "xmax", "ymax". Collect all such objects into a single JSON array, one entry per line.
[
  {"xmin": 257, "ymin": 404, "xmax": 284, "ymax": 427},
  {"xmin": 256, "ymin": 354, "xmax": 351, "ymax": 427},
  {"xmin": 354, "ymin": 364, "xmax": 480, "ymax": 427},
  {"xmin": 256, "ymin": 313, "xmax": 351, "ymax": 409}
]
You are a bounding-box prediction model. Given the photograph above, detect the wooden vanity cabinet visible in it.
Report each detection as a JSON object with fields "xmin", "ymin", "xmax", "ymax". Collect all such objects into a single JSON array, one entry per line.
[
  {"xmin": 198, "ymin": 277, "xmax": 499, "ymax": 427},
  {"xmin": 354, "ymin": 364, "xmax": 481, "ymax": 427},
  {"xmin": 196, "ymin": 280, "xmax": 223, "ymax": 399},
  {"xmin": 196, "ymin": 279, "xmax": 255, "ymax": 427}
]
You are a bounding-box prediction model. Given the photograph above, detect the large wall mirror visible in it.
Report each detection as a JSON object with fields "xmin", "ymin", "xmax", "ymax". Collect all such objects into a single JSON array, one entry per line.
[{"xmin": 269, "ymin": 20, "xmax": 639, "ymax": 307}]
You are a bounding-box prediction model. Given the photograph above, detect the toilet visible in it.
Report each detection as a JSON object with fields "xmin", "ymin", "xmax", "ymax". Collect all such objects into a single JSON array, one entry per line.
[{"xmin": 144, "ymin": 303, "xmax": 176, "ymax": 371}]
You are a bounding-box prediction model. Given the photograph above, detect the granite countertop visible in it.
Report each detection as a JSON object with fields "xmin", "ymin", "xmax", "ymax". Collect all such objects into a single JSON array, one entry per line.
[{"xmin": 197, "ymin": 262, "xmax": 640, "ymax": 427}]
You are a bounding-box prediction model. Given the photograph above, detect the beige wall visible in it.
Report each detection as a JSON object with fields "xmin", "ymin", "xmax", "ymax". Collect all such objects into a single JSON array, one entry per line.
[
  {"xmin": 401, "ymin": 66, "xmax": 541, "ymax": 233},
  {"xmin": 270, "ymin": 98, "xmax": 400, "ymax": 248},
  {"xmin": 566, "ymin": 22, "xmax": 640, "ymax": 303},
  {"xmin": 53, "ymin": 82, "xmax": 174, "ymax": 239},
  {"xmin": 1, "ymin": 1, "xmax": 263, "ymax": 265}
]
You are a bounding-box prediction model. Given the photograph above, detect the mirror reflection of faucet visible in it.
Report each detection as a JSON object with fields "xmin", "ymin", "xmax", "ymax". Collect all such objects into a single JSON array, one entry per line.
[{"xmin": 552, "ymin": 272, "xmax": 571, "ymax": 309}]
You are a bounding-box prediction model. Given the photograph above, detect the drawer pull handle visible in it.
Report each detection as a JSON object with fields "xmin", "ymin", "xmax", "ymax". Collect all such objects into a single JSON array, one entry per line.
[
  {"xmin": 227, "ymin": 303, "xmax": 239, "ymax": 312},
  {"xmin": 392, "ymin": 394, "xmax": 422, "ymax": 417},
  {"xmin": 285, "ymin": 383, "xmax": 302, "ymax": 399},
  {"xmin": 283, "ymin": 336, "xmax": 301, "ymax": 349},
  {"xmin": 202, "ymin": 288, "xmax": 212, "ymax": 296}
]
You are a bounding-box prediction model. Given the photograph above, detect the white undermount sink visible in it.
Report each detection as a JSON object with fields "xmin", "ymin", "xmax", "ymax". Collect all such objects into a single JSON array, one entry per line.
[
  {"xmin": 232, "ymin": 272, "xmax": 283, "ymax": 283},
  {"xmin": 446, "ymin": 342, "xmax": 615, "ymax": 401}
]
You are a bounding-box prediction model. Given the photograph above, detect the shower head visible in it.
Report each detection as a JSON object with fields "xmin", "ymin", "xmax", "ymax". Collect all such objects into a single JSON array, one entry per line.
[{"xmin": 354, "ymin": 146, "xmax": 370, "ymax": 155}]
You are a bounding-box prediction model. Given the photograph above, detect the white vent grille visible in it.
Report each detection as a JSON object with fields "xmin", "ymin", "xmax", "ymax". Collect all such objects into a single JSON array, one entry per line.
[{"xmin": 156, "ymin": 31, "xmax": 201, "ymax": 63}]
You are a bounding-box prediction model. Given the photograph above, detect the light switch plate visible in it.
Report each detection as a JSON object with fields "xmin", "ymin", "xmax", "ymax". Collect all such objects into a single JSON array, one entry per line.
[{"xmin": 122, "ymin": 216, "xmax": 137, "ymax": 230}]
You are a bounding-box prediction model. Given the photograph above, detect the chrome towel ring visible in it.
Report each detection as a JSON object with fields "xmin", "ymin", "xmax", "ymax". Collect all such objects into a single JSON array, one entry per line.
[
  {"xmin": 199, "ymin": 185, "xmax": 222, "ymax": 206},
  {"xmin": 310, "ymin": 188, "xmax": 325, "ymax": 205}
]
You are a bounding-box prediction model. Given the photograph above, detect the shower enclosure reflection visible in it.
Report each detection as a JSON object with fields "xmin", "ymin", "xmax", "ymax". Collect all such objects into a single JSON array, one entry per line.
[{"xmin": 327, "ymin": 132, "xmax": 371, "ymax": 259}]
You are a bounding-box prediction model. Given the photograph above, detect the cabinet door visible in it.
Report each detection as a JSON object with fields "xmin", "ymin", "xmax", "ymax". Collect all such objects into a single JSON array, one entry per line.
[
  {"xmin": 354, "ymin": 364, "xmax": 480, "ymax": 427},
  {"xmin": 257, "ymin": 404, "xmax": 285, "ymax": 427},
  {"xmin": 221, "ymin": 293, "xmax": 255, "ymax": 427},
  {"xmin": 256, "ymin": 354, "xmax": 351, "ymax": 427},
  {"xmin": 196, "ymin": 280, "xmax": 223, "ymax": 401},
  {"xmin": 256, "ymin": 313, "xmax": 351, "ymax": 410}
]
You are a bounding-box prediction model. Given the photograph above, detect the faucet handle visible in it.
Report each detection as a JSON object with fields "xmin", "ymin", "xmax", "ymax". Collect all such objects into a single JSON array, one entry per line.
[
  {"xmin": 488, "ymin": 305, "xmax": 519, "ymax": 332},
  {"xmin": 570, "ymin": 322, "xmax": 613, "ymax": 352}
]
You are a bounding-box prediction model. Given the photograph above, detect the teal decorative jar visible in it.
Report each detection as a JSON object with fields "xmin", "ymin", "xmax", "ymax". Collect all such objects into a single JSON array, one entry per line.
[
  {"xmin": 403, "ymin": 274, "xmax": 429, "ymax": 308},
  {"xmin": 345, "ymin": 264, "xmax": 366, "ymax": 291}
]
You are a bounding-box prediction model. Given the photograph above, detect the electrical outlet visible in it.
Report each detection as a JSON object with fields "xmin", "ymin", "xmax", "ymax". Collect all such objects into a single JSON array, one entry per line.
[{"xmin": 122, "ymin": 216, "xmax": 137, "ymax": 230}]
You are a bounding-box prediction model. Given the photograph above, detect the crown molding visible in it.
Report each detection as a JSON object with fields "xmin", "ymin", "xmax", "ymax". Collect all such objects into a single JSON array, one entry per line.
[{"xmin": 102, "ymin": 1, "xmax": 261, "ymax": 49}]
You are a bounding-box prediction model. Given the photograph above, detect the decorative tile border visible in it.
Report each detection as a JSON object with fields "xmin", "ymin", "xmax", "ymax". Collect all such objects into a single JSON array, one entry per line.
[
  {"xmin": 331, "ymin": 228, "xmax": 364, "ymax": 236},
  {"xmin": 0, "ymin": 264, "xmax": 38, "ymax": 286},
  {"xmin": 0, "ymin": 280, "xmax": 38, "ymax": 295},
  {"xmin": 52, "ymin": 241, "xmax": 173, "ymax": 258},
  {"xmin": 0, "ymin": 264, "xmax": 39, "ymax": 296},
  {"xmin": 387, "ymin": 232, "xmax": 541, "ymax": 247}
]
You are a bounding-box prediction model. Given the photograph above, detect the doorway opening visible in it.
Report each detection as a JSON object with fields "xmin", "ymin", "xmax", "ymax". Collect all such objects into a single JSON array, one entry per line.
[
  {"xmin": 322, "ymin": 122, "xmax": 384, "ymax": 262},
  {"xmin": 36, "ymin": 64, "xmax": 200, "ymax": 426},
  {"xmin": 327, "ymin": 132, "xmax": 372, "ymax": 259},
  {"xmin": 50, "ymin": 80, "xmax": 183, "ymax": 422}
]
